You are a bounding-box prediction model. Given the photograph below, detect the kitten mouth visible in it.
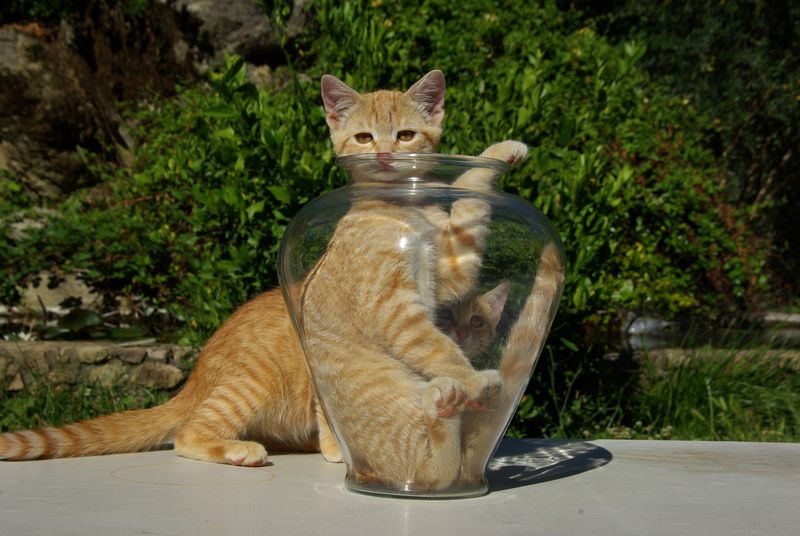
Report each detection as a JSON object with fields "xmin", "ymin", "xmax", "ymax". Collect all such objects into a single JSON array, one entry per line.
[{"xmin": 376, "ymin": 152, "xmax": 394, "ymax": 172}]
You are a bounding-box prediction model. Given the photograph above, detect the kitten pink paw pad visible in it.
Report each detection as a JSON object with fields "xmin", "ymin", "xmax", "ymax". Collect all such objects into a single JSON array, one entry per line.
[
  {"xmin": 464, "ymin": 369, "xmax": 503, "ymax": 411},
  {"xmin": 425, "ymin": 378, "xmax": 467, "ymax": 418},
  {"xmin": 436, "ymin": 386, "xmax": 466, "ymax": 418}
]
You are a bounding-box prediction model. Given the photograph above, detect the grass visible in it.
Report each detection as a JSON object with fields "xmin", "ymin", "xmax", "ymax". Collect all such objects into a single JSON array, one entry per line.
[
  {"xmin": 616, "ymin": 348, "xmax": 800, "ymax": 442},
  {"xmin": 0, "ymin": 381, "xmax": 170, "ymax": 432},
  {"xmin": 503, "ymin": 329, "xmax": 800, "ymax": 443}
]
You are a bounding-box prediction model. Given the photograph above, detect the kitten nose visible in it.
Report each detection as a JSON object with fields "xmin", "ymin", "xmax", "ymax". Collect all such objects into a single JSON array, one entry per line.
[{"xmin": 456, "ymin": 328, "xmax": 469, "ymax": 343}]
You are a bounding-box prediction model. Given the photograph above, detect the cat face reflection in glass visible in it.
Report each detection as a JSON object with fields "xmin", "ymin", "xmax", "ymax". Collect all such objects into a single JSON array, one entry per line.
[{"xmin": 436, "ymin": 281, "xmax": 510, "ymax": 360}]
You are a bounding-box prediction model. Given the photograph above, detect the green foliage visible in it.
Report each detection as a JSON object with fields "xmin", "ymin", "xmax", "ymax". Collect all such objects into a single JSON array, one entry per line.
[
  {"xmin": 0, "ymin": 0, "xmax": 777, "ymax": 434},
  {"xmin": 299, "ymin": 0, "xmax": 768, "ymax": 320},
  {"xmin": 0, "ymin": 0, "xmax": 71, "ymax": 22},
  {"xmin": 581, "ymin": 0, "xmax": 800, "ymax": 299},
  {"xmin": 2, "ymin": 57, "xmax": 340, "ymax": 340}
]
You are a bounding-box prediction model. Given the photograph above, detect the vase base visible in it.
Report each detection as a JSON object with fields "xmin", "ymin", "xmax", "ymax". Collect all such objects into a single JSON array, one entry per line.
[{"xmin": 344, "ymin": 476, "xmax": 489, "ymax": 499}]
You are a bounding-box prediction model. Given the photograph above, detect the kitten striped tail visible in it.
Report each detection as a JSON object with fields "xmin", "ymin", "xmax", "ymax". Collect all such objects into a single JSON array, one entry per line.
[
  {"xmin": 498, "ymin": 242, "xmax": 564, "ymax": 396},
  {"xmin": 461, "ymin": 242, "xmax": 564, "ymax": 479},
  {"xmin": 0, "ymin": 393, "xmax": 192, "ymax": 461}
]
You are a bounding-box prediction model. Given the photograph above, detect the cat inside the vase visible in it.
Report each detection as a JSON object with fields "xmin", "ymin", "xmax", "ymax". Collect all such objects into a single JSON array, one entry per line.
[{"xmin": 301, "ymin": 72, "xmax": 542, "ymax": 492}]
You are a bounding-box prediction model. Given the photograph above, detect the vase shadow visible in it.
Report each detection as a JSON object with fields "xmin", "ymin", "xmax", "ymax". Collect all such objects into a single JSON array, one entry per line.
[{"xmin": 486, "ymin": 438, "xmax": 612, "ymax": 492}]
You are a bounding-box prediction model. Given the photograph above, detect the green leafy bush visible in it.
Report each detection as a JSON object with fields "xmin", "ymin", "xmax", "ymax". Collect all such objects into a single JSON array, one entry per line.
[
  {"xmin": 579, "ymin": 0, "xmax": 800, "ymax": 300},
  {"xmin": 1, "ymin": 0, "xmax": 774, "ymax": 435}
]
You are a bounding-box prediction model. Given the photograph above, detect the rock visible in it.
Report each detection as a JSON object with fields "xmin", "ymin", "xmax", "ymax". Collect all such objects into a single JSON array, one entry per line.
[
  {"xmin": 76, "ymin": 345, "xmax": 110, "ymax": 364},
  {"xmin": 115, "ymin": 346, "xmax": 148, "ymax": 365},
  {"xmin": 87, "ymin": 361, "xmax": 127, "ymax": 389},
  {"xmin": 8, "ymin": 372, "xmax": 24, "ymax": 391},
  {"xmin": 170, "ymin": 345, "xmax": 194, "ymax": 362},
  {"xmin": 20, "ymin": 347, "xmax": 50, "ymax": 375},
  {"xmin": 177, "ymin": 0, "xmax": 310, "ymax": 70},
  {"xmin": 133, "ymin": 362, "xmax": 185, "ymax": 389},
  {"xmin": 246, "ymin": 64, "xmax": 274, "ymax": 89},
  {"xmin": 146, "ymin": 346, "xmax": 173, "ymax": 362},
  {"xmin": 47, "ymin": 366, "xmax": 79, "ymax": 385},
  {"xmin": 18, "ymin": 270, "xmax": 101, "ymax": 315}
]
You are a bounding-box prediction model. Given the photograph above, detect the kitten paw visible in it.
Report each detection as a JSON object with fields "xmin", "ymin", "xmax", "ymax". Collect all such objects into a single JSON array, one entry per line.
[
  {"xmin": 320, "ymin": 437, "xmax": 343, "ymax": 463},
  {"xmin": 223, "ymin": 441, "xmax": 269, "ymax": 467},
  {"xmin": 424, "ymin": 377, "xmax": 467, "ymax": 418},
  {"xmin": 463, "ymin": 369, "xmax": 503, "ymax": 411},
  {"xmin": 480, "ymin": 140, "xmax": 528, "ymax": 166}
]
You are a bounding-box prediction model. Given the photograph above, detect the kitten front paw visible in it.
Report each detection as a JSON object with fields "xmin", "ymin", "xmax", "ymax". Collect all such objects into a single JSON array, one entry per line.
[
  {"xmin": 424, "ymin": 377, "xmax": 467, "ymax": 418},
  {"xmin": 480, "ymin": 140, "xmax": 528, "ymax": 166},
  {"xmin": 463, "ymin": 369, "xmax": 503, "ymax": 411},
  {"xmin": 223, "ymin": 441, "xmax": 269, "ymax": 467}
]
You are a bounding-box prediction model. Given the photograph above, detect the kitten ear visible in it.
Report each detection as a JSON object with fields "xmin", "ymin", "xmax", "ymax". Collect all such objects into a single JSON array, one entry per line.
[
  {"xmin": 484, "ymin": 281, "xmax": 511, "ymax": 326},
  {"xmin": 321, "ymin": 74, "xmax": 360, "ymax": 129},
  {"xmin": 405, "ymin": 70, "xmax": 445, "ymax": 126}
]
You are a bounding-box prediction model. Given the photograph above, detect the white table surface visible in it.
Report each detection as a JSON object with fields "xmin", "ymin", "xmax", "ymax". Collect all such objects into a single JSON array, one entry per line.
[{"xmin": 2, "ymin": 438, "xmax": 798, "ymax": 535}]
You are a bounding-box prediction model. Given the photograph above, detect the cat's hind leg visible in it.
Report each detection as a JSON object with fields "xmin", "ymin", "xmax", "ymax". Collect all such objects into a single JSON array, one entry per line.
[
  {"xmin": 412, "ymin": 377, "xmax": 468, "ymax": 489},
  {"xmin": 315, "ymin": 400, "xmax": 343, "ymax": 463},
  {"xmin": 173, "ymin": 381, "xmax": 268, "ymax": 467}
]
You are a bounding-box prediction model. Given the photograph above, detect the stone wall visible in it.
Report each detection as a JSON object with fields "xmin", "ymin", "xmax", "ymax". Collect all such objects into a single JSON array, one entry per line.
[{"xmin": 0, "ymin": 341, "xmax": 195, "ymax": 394}]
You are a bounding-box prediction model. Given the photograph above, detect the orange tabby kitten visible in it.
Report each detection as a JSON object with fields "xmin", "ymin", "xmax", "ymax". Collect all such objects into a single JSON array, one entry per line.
[
  {"xmin": 300, "ymin": 73, "xmax": 534, "ymax": 491},
  {"xmin": 0, "ymin": 71, "xmax": 523, "ymax": 467}
]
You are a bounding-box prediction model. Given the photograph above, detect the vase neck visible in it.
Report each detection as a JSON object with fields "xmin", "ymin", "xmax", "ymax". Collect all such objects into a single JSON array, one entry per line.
[{"xmin": 335, "ymin": 153, "xmax": 507, "ymax": 190}]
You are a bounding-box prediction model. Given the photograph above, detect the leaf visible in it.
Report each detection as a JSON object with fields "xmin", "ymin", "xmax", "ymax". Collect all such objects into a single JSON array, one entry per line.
[
  {"xmin": 201, "ymin": 105, "xmax": 237, "ymax": 119},
  {"xmin": 267, "ymin": 185, "xmax": 291, "ymax": 204},
  {"xmin": 57, "ymin": 309, "xmax": 103, "ymax": 333},
  {"xmin": 214, "ymin": 127, "xmax": 236, "ymax": 140},
  {"xmin": 558, "ymin": 115, "xmax": 575, "ymax": 146},
  {"xmin": 560, "ymin": 337, "xmax": 579, "ymax": 352},
  {"xmin": 247, "ymin": 200, "xmax": 265, "ymax": 220}
]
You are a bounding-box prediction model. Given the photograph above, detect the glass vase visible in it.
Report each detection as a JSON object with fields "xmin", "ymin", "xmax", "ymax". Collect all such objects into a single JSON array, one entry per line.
[{"xmin": 278, "ymin": 153, "xmax": 565, "ymax": 498}]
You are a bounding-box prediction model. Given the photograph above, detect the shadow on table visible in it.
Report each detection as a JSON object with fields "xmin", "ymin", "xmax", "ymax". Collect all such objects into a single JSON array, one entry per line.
[{"xmin": 486, "ymin": 438, "xmax": 612, "ymax": 492}]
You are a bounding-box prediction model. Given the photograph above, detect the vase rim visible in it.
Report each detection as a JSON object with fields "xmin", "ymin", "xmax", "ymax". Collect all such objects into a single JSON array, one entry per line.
[{"xmin": 335, "ymin": 152, "xmax": 510, "ymax": 173}]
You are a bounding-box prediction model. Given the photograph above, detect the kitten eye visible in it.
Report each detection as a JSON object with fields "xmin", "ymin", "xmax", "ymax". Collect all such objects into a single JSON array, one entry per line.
[
  {"xmin": 469, "ymin": 315, "xmax": 484, "ymax": 329},
  {"xmin": 355, "ymin": 132, "xmax": 373, "ymax": 144},
  {"xmin": 397, "ymin": 130, "xmax": 416, "ymax": 142}
]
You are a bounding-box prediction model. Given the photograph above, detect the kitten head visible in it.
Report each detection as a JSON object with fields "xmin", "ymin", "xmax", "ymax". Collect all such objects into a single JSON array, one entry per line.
[
  {"xmin": 321, "ymin": 71, "xmax": 445, "ymax": 156},
  {"xmin": 437, "ymin": 281, "xmax": 511, "ymax": 359}
]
